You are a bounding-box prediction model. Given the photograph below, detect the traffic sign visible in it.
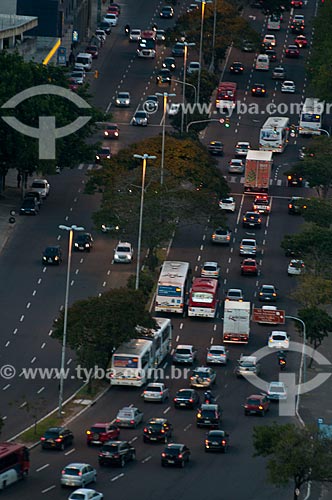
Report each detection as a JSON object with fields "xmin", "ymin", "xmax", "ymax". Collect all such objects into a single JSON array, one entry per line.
[{"xmin": 252, "ymin": 308, "xmax": 285, "ymax": 324}]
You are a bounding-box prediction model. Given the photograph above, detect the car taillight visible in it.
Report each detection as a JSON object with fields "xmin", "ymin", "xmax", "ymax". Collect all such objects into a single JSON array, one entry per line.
[
  {"xmin": 197, "ymin": 413, "xmax": 202, "ymax": 418},
  {"xmin": 130, "ymin": 420, "xmax": 135, "ymax": 424},
  {"xmin": 207, "ymin": 353, "xmax": 212, "ymax": 357},
  {"xmin": 55, "ymin": 438, "xmax": 62, "ymax": 442},
  {"xmin": 113, "ymin": 454, "xmax": 120, "ymax": 458},
  {"xmin": 189, "ymin": 398, "xmax": 194, "ymax": 403},
  {"xmin": 161, "ymin": 452, "xmax": 166, "ymax": 457},
  {"xmin": 116, "ymin": 419, "xmax": 120, "ymax": 423},
  {"xmin": 178, "ymin": 454, "xmax": 183, "ymax": 459},
  {"xmin": 205, "ymin": 440, "xmax": 209, "ymax": 445},
  {"xmin": 173, "ymin": 397, "xmax": 177, "ymax": 402},
  {"xmin": 78, "ymin": 471, "xmax": 82, "ymax": 476},
  {"xmin": 144, "ymin": 427, "xmax": 148, "ymax": 432},
  {"xmin": 161, "ymin": 429, "xmax": 165, "ymax": 434},
  {"xmin": 61, "ymin": 469, "xmax": 65, "ymax": 475}
]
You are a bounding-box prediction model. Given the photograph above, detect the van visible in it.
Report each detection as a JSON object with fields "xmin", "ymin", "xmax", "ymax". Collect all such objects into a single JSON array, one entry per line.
[
  {"xmin": 255, "ymin": 54, "xmax": 269, "ymax": 71},
  {"xmin": 75, "ymin": 52, "xmax": 92, "ymax": 70}
]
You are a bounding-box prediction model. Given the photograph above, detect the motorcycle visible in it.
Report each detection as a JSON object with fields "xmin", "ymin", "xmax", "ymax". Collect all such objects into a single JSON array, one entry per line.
[
  {"xmin": 277, "ymin": 351, "xmax": 287, "ymax": 370},
  {"xmin": 124, "ymin": 24, "xmax": 130, "ymax": 36}
]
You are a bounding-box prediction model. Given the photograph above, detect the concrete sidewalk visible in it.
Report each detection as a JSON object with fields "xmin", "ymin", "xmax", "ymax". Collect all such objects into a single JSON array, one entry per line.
[{"xmin": 0, "ymin": 169, "xmax": 23, "ymax": 254}]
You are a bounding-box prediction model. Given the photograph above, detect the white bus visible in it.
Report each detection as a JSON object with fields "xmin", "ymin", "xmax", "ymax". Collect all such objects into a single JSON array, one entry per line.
[
  {"xmin": 155, "ymin": 261, "xmax": 190, "ymax": 314},
  {"xmin": 267, "ymin": 14, "xmax": 281, "ymax": 30},
  {"xmin": 109, "ymin": 318, "xmax": 172, "ymax": 386},
  {"xmin": 259, "ymin": 116, "xmax": 290, "ymax": 153},
  {"xmin": 299, "ymin": 98, "xmax": 324, "ymax": 136}
]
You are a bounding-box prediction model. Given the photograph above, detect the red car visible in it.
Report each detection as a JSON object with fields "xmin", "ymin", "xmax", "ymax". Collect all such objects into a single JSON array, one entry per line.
[
  {"xmin": 241, "ymin": 259, "xmax": 258, "ymax": 276},
  {"xmin": 285, "ymin": 45, "xmax": 300, "ymax": 58},
  {"xmin": 291, "ymin": 0, "xmax": 303, "ymax": 7},
  {"xmin": 244, "ymin": 394, "xmax": 269, "ymax": 416},
  {"xmin": 107, "ymin": 5, "xmax": 120, "ymax": 15},
  {"xmin": 85, "ymin": 45, "xmax": 99, "ymax": 59},
  {"xmin": 103, "ymin": 123, "xmax": 120, "ymax": 139},
  {"xmin": 294, "ymin": 35, "xmax": 307, "ymax": 48},
  {"xmin": 86, "ymin": 422, "xmax": 120, "ymax": 446}
]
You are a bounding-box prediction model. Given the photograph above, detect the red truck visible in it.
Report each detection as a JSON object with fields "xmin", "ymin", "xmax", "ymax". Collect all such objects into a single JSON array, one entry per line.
[{"xmin": 244, "ymin": 150, "xmax": 273, "ymax": 193}]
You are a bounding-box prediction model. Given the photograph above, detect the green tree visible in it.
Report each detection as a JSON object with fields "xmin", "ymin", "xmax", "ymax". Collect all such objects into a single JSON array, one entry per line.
[
  {"xmin": 52, "ymin": 288, "xmax": 155, "ymax": 371},
  {"xmin": 0, "ymin": 52, "xmax": 103, "ymax": 183},
  {"xmin": 291, "ymin": 275, "xmax": 332, "ymax": 308},
  {"xmin": 298, "ymin": 307, "xmax": 332, "ymax": 365},
  {"xmin": 301, "ymin": 198, "xmax": 332, "ymax": 228},
  {"xmin": 87, "ymin": 134, "xmax": 229, "ymax": 265},
  {"xmin": 0, "ymin": 416, "xmax": 4, "ymax": 436},
  {"xmin": 253, "ymin": 423, "xmax": 332, "ymax": 500}
]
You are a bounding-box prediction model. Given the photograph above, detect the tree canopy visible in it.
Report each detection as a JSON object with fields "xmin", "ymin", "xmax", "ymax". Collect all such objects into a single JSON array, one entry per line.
[
  {"xmin": 253, "ymin": 423, "xmax": 332, "ymax": 500},
  {"xmin": 298, "ymin": 307, "xmax": 332, "ymax": 362},
  {"xmin": 52, "ymin": 288, "xmax": 155, "ymax": 370},
  {"xmin": 0, "ymin": 52, "xmax": 102, "ymax": 180}
]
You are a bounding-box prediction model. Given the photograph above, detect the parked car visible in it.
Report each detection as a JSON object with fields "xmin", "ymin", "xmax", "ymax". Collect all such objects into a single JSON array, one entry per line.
[
  {"xmin": 206, "ymin": 345, "xmax": 228, "ymax": 365},
  {"xmin": 205, "ymin": 430, "xmax": 229, "ymax": 453},
  {"xmin": 173, "ymin": 388, "xmax": 200, "ymax": 408},
  {"xmin": 24, "ymin": 191, "xmax": 42, "ymax": 208},
  {"xmin": 42, "ymin": 245, "xmax": 62, "ymax": 265},
  {"xmin": 103, "ymin": 13, "xmax": 118, "ymax": 26},
  {"xmin": 244, "ymin": 395, "xmax": 269, "ymax": 416},
  {"xmin": 142, "ymin": 383, "xmax": 169, "ymax": 403},
  {"xmin": 85, "ymin": 45, "xmax": 99, "ymax": 58},
  {"xmin": 143, "ymin": 418, "xmax": 173, "ymax": 443},
  {"xmin": 40, "ymin": 427, "xmax": 74, "ymax": 450},
  {"xmin": 60, "ymin": 463, "xmax": 97, "ymax": 488},
  {"xmin": 98, "ymin": 441, "xmax": 135, "ymax": 467},
  {"xmin": 161, "ymin": 443, "xmax": 190, "ymax": 467},
  {"xmin": 115, "ymin": 407, "xmax": 144, "ymax": 428},
  {"xmin": 288, "ymin": 259, "xmax": 305, "ymax": 276},
  {"xmin": 86, "ymin": 423, "xmax": 120, "ymax": 446},
  {"xmin": 74, "ymin": 233, "xmax": 93, "ymax": 252}
]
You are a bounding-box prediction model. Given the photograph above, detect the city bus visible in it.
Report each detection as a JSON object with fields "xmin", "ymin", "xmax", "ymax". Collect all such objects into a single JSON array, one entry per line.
[
  {"xmin": 0, "ymin": 442, "xmax": 30, "ymax": 490},
  {"xmin": 188, "ymin": 277, "xmax": 219, "ymax": 318},
  {"xmin": 267, "ymin": 13, "xmax": 281, "ymax": 30},
  {"xmin": 109, "ymin": 318, "xmax": 172, "ymax": 386},
  {"xmin": 299, "ymin": 98, "xmax": 324, "ymax": 136},
  {"xmin": 215, "ymin": 82, "xmax": 237, "ymax": 114},
  {"xmin": 155, "ymin": 261, "xmax": 191, "ymax": 314},
  {"xmin": 259, "ymin": 116, "xmax": 290, "ymax": 153}
]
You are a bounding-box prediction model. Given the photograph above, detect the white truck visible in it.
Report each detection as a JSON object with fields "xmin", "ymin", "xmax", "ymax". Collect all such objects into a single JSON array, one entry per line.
[{"xmin": 223, "ymin": 301, "xmax": 251, "ymax": 343}]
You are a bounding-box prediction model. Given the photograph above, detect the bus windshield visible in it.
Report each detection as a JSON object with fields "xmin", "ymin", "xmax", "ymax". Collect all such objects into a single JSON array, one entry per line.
[{"xmin": 261, "ymin": 130, "xmax": 279, "ymax": 141}]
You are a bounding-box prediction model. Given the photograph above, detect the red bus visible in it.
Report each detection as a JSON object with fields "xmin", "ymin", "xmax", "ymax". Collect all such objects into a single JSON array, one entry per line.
[
  {"xmin": 0, "ymin": 442, "xmax": 30, "ymax": 490},
  {"xmin": 215, "ymin": 82, "xmax": 237, "ymax": 113},
  {"xmin": 188, "ymin": 278, "xmax": 218, "ymax": 318}
]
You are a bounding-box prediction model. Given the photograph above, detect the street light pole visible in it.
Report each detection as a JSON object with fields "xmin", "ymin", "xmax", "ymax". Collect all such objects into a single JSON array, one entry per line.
[
  {"xmin": 186, "ymin": 118, "xmax": 223, "ymax": 133},
  {"xmin": 58, "ymin": 224, "xmax": 85, "ymax": 417},
  {"xmin": 176, "ymin": 42, "xmax": 195, "ymax": 134},
  {"xmin": 196, "ymin": 0, "xmax": 212, "ymax": 103},
  {"xmin": 209, "ymin": 0, "xmax": 217, "ymax": 72},
  {"xmin": 156, "ymin": 92, "xmax": 175, "ymax": 185},
  {"xmin": 285, "ymin": 315, "xmax": 307, "ymax": 384},
  {"xmin": 173, "ymin": 79, "xmax": 197, "ymax": 107},
  {"xmin": 133, "ymin": 154, "xmax": 156, "ymax": 290}
]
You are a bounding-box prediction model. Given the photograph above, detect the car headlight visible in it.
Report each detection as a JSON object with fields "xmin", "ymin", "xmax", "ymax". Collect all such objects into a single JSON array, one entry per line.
[
  {"xmin": 74, "ymin": 243, "xmax": 78, "ymax": 247},
  {"xmin": 116, "ymin": 99, "xmax": 120, "ymax": 104},
  {"xmin": 55, "ymin": 256, "xmax": 59, "ymax": 260},
  {"xmin": 114, "ymin": 131, "xmax": 119, "ymax": 136},
  {"xmin": 85, "ymin": 243, "xmax": 89, "ymax": 247},
  {"xmin": 96, "ymin": 155, "xmax": 100, "ymax": 160},
  {"xmin": 43, "ymin": 256, "xmax": 47, "ymax": 260},
  {"xmin": 104, "ymin": 131, "xmax": 109, "ymax": 136}
]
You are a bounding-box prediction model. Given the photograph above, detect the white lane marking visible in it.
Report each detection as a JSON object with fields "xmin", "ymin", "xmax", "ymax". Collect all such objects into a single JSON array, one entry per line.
[
  {"xmin": 176, "ymin": 335, "xmax": 180, "ymax": 342},
  {"xmin": 42, "ymin": 485, "xmax": 56, "ymax": 493},
  {"xmin": 3, "ymin": 384, "xmax": 10, "ymax": 391},
  {"xmin": 31, "ymin": 357, "xmax": 36, "ymax": 364},
  {"xmin": 57, "ymin": 235, "xmax": 61, "ymax": 240},
  {"xmin": 20, "ymin": 315, "xmax": 24, "ymax": 322},
  {"xmin": 20, "ymin": 401, "xmax": 27, "ymax": 408},
  {"xmin": 42, "ymin": 267, "xmax": 47, "ymax": 273},
  {"xmin": 179, "ymin": 323, "xmax": 184, "ymax": 329},
  {"xmin": 80, "ymin": 258, "xmax": 84, "ymax": 263},
  {"xmin": 48, "ymin": 329, "xmax": 53, "ymax": 336},
  {"xmin": 5, "ymin": 341, "xmax": 10, "ymax": 347},
  {"xmin": 141, "ymin": 456, "xmax": 152, "ymax": 464},
  {"xmin": 38, "ymin": 278, "xmax": 42, "ymax": 284},
  {"xmin": 184, "ymin": 424, "xmax": 192, "ymax": 431},
  {"xmin": 163, "ymin": 406, "xmax": 171, "ymax": 414},
  {"xmin": 129, "ymin": 436, "xmax": 138, "ymax": 443},
  {"xmin": 26, "ymin": 302, "xmax": 31, "ymax": 309},
  {"xmin": 37, "ymin": 386, "xmax": 45, "ymax": 394},
  {"xmin": 111, "ymin": 473, "xmax": 125, "ymax": 481},
  {"xmin": 75, "ymin": 269, "xmax": 79, "ymax": 275},
  {"xmin": 64, "ymin": 448, "xmax": 75, "ymax": 456},
  {"xmin": 36, "ymin": 464, "xmax": 49, "ymax": 472},
  {"xmin": 13, "ymin": 328, "xmax": 18, "ymax": 334},
  {"xmin": 67, "ymin": 358, "xmax": 72, "ymax": 365},
  {"xmin": 41, "ymin": 342, "xmax": 46, "ymax": 349},
  {"xmin": 32, "ymin": 290, "xmax": 37, "ymax": 296},
  {"xmin": 70, "ymin": 280, "xmax": 74, "ymax": 286},
  {"xmin": 210, "ymin": 337, "xmax": 214, "ymax": 344},
  {"xmin": 103, "ymin": 281, "xmax": 107, "ymax": 287}
]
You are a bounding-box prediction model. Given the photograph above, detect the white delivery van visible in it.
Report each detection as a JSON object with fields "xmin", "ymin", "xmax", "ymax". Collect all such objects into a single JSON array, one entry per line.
[
  {"xmin": 75, "ymin": 52, "xmax": 92, "ymax": 70},
  {"xmin": 255, "ymin": 54, "xmax": 269, "ymax": 71}
]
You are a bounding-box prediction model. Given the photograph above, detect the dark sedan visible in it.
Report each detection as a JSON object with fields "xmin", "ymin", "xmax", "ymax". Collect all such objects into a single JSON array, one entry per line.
[
  {"xmin": 143, "ymin": 418, "xmax": 173, "ymax": 443},
  {"xmin": 229, "ymin": 61, "xmax": 244, "ymax": 74},
  {"xmin": 74, "ymin": 233, "xmax": 93, "ymax": 252},
  {"xmin": 173, "ymin": 389, "xmax": 200, "ymax": 409},
  {"xmin": 20, "ymin": 198, "xmax": 39, "ymax": 215},
  {"xmin": 205, "ymin": 430, "xmax": 229, "ymax": 453},
  {"xmin": 98, "ymin": 440, "xmax": 136, "ymax": 467},
  {"xmin": 242, "ymin": 211, "xmax": 262, "ymax": 228},
  {"xmin": 40, "ymin": 427, "xmax": 73, "ymax": 450},
  {"xmin": 42, "ymin": 246, "xmax": 62, "ymax": 265},
  {"xmin": 172, "ymin": 42, "xmax": 185, "ymax": 57},
  {"xmin": 161, "ymin": 443, "xmax": 190, "ymax": 467}
]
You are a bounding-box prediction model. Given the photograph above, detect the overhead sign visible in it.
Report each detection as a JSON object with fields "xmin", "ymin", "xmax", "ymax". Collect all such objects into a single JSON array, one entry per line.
[
  {"xmin": 57, "ymin": 46, "xmax": 67, "ymax": 66},
  {"xmin": 252, "ymin": 308, "xmax": 285, "ymax": 324}
]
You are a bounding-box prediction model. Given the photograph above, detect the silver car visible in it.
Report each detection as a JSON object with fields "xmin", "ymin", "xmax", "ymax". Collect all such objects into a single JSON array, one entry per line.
[
  {"xmin": 206, "ymin": 345, "xmax": 229, "ymax": 365},
  {"xmin": 115, "ymin": 91, "xmax": 131, "ymax": 107},
  {"xmin": 239, "ymin": 239, "xmax": 257, "ymax": 256},
  {"xmin": 142, "ymin": 383, "xmax": 169, "ymax": 402},
  {"xmin": 200, "ymin": 261, "xmax": 220, "ymax": 279},
  {"xmin": 173, "ymin": 344, "xmax": 197, "ymax": 365},
  {"xmin": 132, "ymin": 110, "xmax": 148, "ymax": 126},
  {"xmin": 60, "ymin": 463, "xmax": 97, "ymax": 488},
  {"xmin": 114, "ymin": 242, "xmax": 133, "ymax": 263},
  {"xmin": 235, "ymin": 142, "xmax": 250, "ymax": 157},
  {"xmin": 228, "ymin": 159, "xmax": 244, "ymax": 174},
  {"xmin": 115, "ymin": 407, "xmax": 144, "ymax": 428}
]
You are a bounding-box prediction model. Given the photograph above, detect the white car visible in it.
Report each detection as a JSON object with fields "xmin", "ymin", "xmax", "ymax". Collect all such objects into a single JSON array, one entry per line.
[
  {"xmin": 281, "ymin": 80, "xmax": 296, "ymax": 93},
  {"xmin": 142, "ymin": 383, "xmax": 169, "ymax": 402},
  {"xmin": 103, "ymin": 13, "xmax": 118, "ymax": 26},
  {"xmin": 187, "ymin": 61, "xmax": 200, "ymax": 74},
  {"xmin": 30, "ymin": 179, "xmax": 50, "ymax": 198},
  {"xmin": 129, "ymin": 29, "xmax": 141, "ymax": 42},
  {"xmin": 235, "ymin": 141, "xmax": 250, "ymax": 157},
  {"xmin": 288, "ymin": 259, "xmax": 304, "ymax": 276},
  {"xmin": 168, "ymin": 103, "xmax": 181, "ymax": 116},
  {"xmin": 219, "ymin": 197, "xmax": 236, "ymax": 212},
  {"xmin": 228, "ymin": 158, "xmax": 244, "ymax": 174},
  {"xmin": 267, "ymin": 381, "xmax": 287, "ymax": 400},
  {"xmin": 206, "ymin": 345, "xmax": 228, "ymax": 365},
  {"xmin": 293, "ymin": 14, "xmax": 305, "ymax": 22},
  {"xmin": 263, "ymin": 34, "xmax": 276, "ymax": 46},
  {"xmin": 132, "ymin": 110, "xmax": 148, "ymax": 126},
  {"xmin": 68, "ymin": 489, "xmax": 103, "ymax": 500},
  {"xmin": 115, "ymin": 91, "xmax": 131, "ymax": 107},
  {"xmin": 225, "ymin": 288, "xmax": 244, "ymax": 301},
  {"xmin": 268, "ymin": 331, "xmax": 290, "ymax": 349},
  {"xmin": 200, "ymin": 261, "xmax": 220, "ymax": 279},
  {"xmin": 113, "ymin": 242, "xmax": 133, "ymax": 263},
  {"xmin": 239, "ymin": 238, "xmax": 257, "ymax": 256}
]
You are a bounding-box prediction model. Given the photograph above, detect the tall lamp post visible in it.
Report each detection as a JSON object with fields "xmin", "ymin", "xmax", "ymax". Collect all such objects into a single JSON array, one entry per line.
[
  {"xmin": 186, "ymin": 118, "xmax": 223, "ymax": 133},
  {"xmin": 58, "ymin": 224, "xmax": 85, "ymax": 417},
  {"xmin": 173, "ymin": 79, "xmax": 197, "ymax": 107},
  {"xmin": 209, "ymin": 0, "xmax": 217, "ymax": 72},
  {"xmin": 133, "ymin": 154, "xmax": 156, "ymax": 290},
  {"xmin": 196, "ymin": 0, "xmax": 212, "ymax": 103},
  {"xmin": 177, "ymin": 42, "xmax": 195, "ymax": 134},
  {"xmin": 156, "ymin": 92, "xmax": 175, "ymax": 185},
  {"xmin": 285, "ymin": 315, "xmax": 307, "ymax": 384}
]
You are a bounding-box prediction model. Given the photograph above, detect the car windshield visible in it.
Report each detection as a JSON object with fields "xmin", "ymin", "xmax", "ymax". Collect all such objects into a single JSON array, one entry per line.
[
  {"xmin": 228, "ymin": 291, "xmax": 241, "ymax": 297},
  {"xmin": 176, "ymin": 348, "xmax": 191, "ymax": 355},
  {"xmin": 272, "ymin": 334, "xmax": 286, "ymax": 340},
  {"xmin": 64, "ymin": 468, "xmax": 80, "ymax": 476},
  {"xmin": 247, "ymin": 399, "xmax": 260, "ymax": 405},
  {"xmin": 90, "ymin": 426, "xmax": 106, "ymax": 433},
  {"xmin": 135, "ymin": 112, "xmax": 146, "ymax": 118},
  {"xmin": 200, "ymin": 410, "xmax": 216, "ymax": 418},
  {"xmin": 262, "ymin": 287, "xmax": 274, "ymax": 293},
  {"xmin": 210, "ymin": 349, "xmax": 224, "ymax": 355},
  {"xmin": 193, "ymin": 370, "xmax": 210, "ymax": 379},
  {"xmin": 44, "ymin": 430, "xmax": 59, "ymax": 438},
  {"xmin": 117, "ymin": 246, "xmax": 130, "ymax": 253},
  {"xmin": 70, "ymin": 494, "xmax": 86, "ymax": 500},
  {"xmin": 45, "ymin": 247, "xmax": 58, "ymax": 255},
  {"xmin": 203, "ymin": 265, "xmax": 217, "ymax": 271},
  {"xmin": 177, "ymin": 390, "xmax": 192, "ymax": 397},
  {"xmin": 165, "ymin": 447, "xmax": 181, "ymax": 455},
  {"xmin": 148, "ymin": 423, "xmax": 163, "ymax": 430},
  {"xmin": 240, "ymin": 361, "xmax": 255, "ymax": 368},
  {"xmin": 118, "ymin": 93, "xmax": 129, "ymax": 98},
  {"xmin": 270, "ymin": 386, "xmax": 283, "ymax": 393},
  {"xmin": 102, "ymin": 443, "xmax": 119, "ymax": 451},
  {"xmin": 32, "ymin": 181, "xmax": 45, "ymax": 188},
  {"xmin": 146, "ymin": 386, "xmax": 161, "ymax": 392}
]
